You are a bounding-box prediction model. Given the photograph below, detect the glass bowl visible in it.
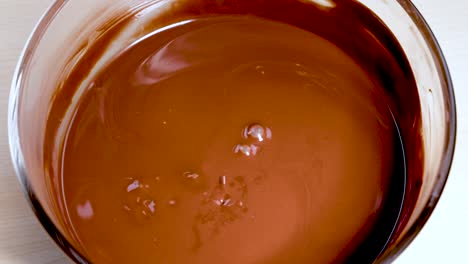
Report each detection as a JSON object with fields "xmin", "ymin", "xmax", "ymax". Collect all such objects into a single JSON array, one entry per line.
[{"xmin": 8, "ymin": 0, "xmax": 456, "ymax": 263}]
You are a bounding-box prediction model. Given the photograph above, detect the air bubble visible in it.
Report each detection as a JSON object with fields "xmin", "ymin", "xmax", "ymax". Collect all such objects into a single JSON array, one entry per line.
[
  {"xmin": 182, "ymin": 171, "xmax": 207, "ymax": 193},
  {"xmin": 184, "ymin": 172, "xmax": 200, "ymax": 179},
  {"xmin": 219, "ymin": 175, "xmax": 227, "ymax": 186},
  {"xmin": 255, "ymin": 65, "xmax": 265, "ymax": 75},
  {"xmin": 127, "ymin": 180, "xmax": 140, "ymax": 192},
  {"xmin": 77, "ymin": 200, "xmax": 94, "ymax": 220},
  {"xmin": 234, "ymin": 144, "xmax": 259, "ymax": 157},
  {"xmin": 243, "ymin": 123, "xmax": 272, "ymax": 142},
  {"xmin": 265, "ymin": 127, "xmax": 272, "ymax": 140},
  {"xmin": 214, "ymin": 194, "xmax": 234, "ymax": 207},
  {"xmin": 143, "ymin": 200, "xmax": 156, "ymax": 214}
]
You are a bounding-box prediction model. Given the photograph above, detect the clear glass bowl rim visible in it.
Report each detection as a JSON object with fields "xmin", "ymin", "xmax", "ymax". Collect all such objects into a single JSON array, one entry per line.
[{"xmin": 8, "ymin": 0, "xmax": 457, "ymax": 263}]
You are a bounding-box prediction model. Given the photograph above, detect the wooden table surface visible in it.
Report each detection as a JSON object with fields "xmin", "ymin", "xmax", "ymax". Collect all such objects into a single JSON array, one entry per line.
[{"xmin": 0, "ymin": 1, "xmax": 467, "ymax": 263}]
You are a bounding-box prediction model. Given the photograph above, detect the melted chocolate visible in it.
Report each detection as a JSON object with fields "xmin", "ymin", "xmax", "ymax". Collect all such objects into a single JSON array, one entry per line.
[{"xmin": 42, "ymin": 1, "xmax": 422, "ymax": 263}]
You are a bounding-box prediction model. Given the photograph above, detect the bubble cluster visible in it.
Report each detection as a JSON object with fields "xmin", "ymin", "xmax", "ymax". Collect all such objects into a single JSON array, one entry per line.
[
  {"xmin": 235, "ymin": 123, "xmax": 272, "ymax": 157},
  {"xmin": 122, "ymin": 177, "xmax": 157, "ymax": 221},
  {"xmin": 118, "ymin": 122, "xmax": 271, "ymax": 245},
  {"xmin": 192, "ymin": 174, "xmax": 251, "ymax": 249}
]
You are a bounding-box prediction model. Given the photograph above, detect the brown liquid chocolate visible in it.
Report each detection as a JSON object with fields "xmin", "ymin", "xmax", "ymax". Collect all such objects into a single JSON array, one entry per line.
[{"xmin": 43, "ymin": 0, "xmax": 422, "ymax": 263}]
